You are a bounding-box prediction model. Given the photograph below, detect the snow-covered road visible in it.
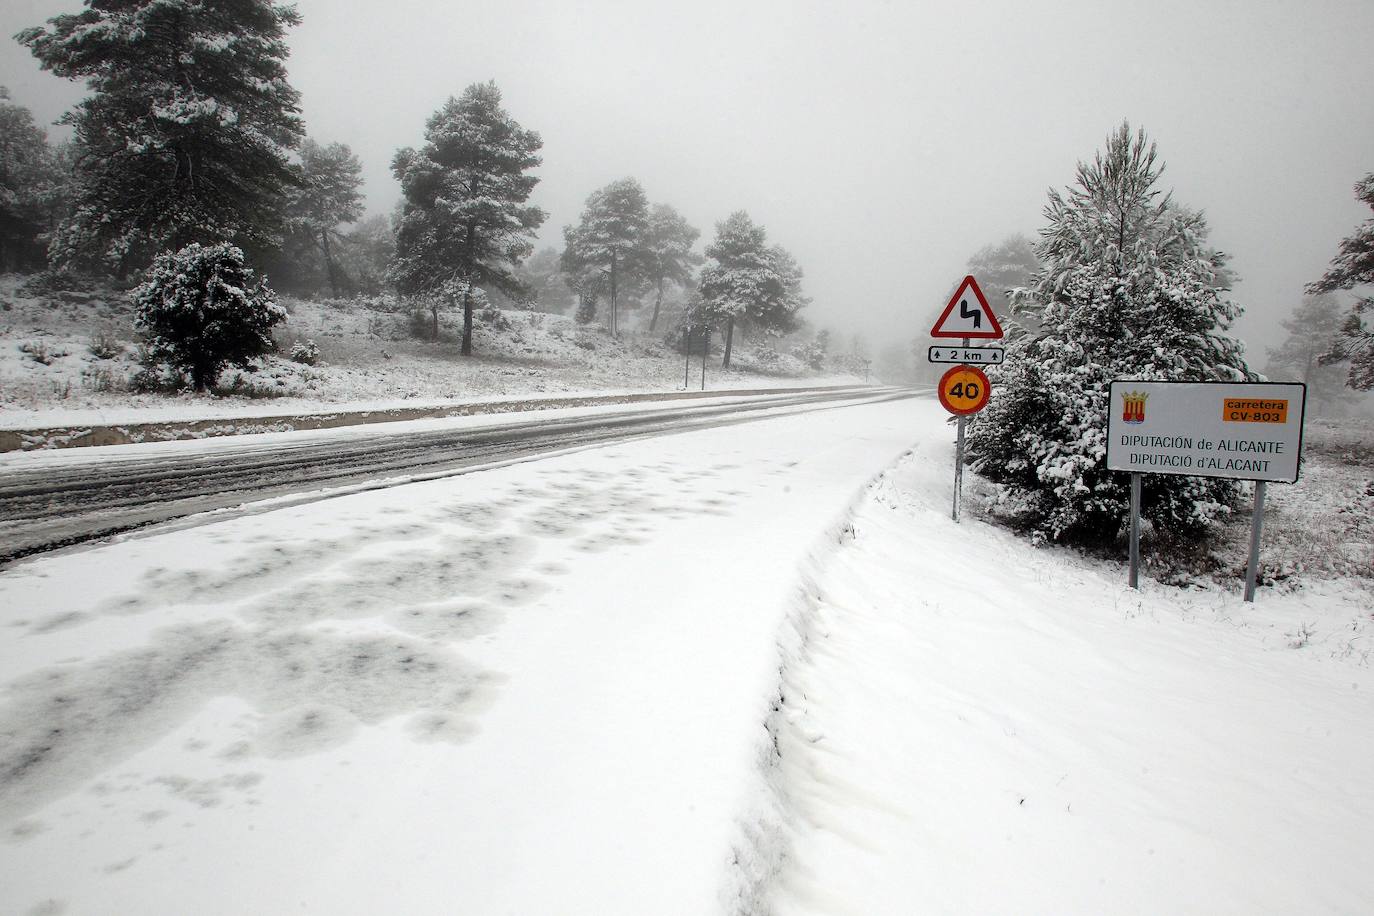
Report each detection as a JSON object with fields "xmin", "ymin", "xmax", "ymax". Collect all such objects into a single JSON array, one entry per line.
[
  {"xmin": 5, "ymin": 394, "xmax": 1371, "ymax": 916},
  {"xmin": 0, "ymin": 394, "xmax": 925, "ymax": 915},
  {"xmin": 0, "ymin": 387, "xmax": 911, "ymax": 563}
]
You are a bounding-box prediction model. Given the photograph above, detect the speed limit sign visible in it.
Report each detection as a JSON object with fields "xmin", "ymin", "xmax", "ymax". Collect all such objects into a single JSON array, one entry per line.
[{"xmin": 938, "ymin": 364, "xmax": 991, "ymax": 415}]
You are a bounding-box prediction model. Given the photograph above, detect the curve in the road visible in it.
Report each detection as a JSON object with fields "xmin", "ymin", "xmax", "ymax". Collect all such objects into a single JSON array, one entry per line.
[{"xmin": 0, "ymin": 388, "xmax": 924, "ymax": 567}]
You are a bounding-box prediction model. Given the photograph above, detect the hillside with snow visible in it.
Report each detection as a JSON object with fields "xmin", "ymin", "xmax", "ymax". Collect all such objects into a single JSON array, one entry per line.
[{"xmin": 0, "ymin": 275, "xmax": 861, "ymax": 432}]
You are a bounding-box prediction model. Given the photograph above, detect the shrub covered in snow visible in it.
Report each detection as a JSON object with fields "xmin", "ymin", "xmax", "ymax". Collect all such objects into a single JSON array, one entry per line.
[
  {"xmin": 479, "ymin": 304, "xmax": 511, "ymax": 331},
  {"xmin": 133, "ymin": 242, "xmax": 286, "ymax": 391},
  {"xmin": 792, "ymin": 339, "xmax": 826, "ymax": 371},
  {"xmin": 968, "ymin": 123, "xmax": 1252, "ymax": 547},
  {"xmin": 87, "ymin": 330, "xmax": 123, "ymax": 359},
  {"xmin": 290, "ymin": 339, "xmax": 320, "ymax": 365}
]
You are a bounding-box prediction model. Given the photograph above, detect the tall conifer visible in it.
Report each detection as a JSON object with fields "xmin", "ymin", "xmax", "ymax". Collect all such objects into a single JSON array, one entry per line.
[
  {"xmin": 698, "ymin": 211, "xmax": 806, "ymax": 368},
  {"xmin": 967, "ymin": 123, "xmax": 1251, "ymax": 547},
  {"xmin": 390, "ymin": 82, "xmax": 545, "ymax": 355},
  {"xmin": 19, "ymin": 0, "xmax": 305, "ymax": 275},
  {"xmin": 1308, "ymin": 172, "xmax": 1374, "ymax": 390}
]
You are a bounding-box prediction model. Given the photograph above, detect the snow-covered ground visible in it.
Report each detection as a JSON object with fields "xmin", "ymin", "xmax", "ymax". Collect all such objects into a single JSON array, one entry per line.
[
  {"xmin": 2, "ymin": 397, "xmax": 1370, "ymax": 915},
  {"xmin": 768, "ymin": 425, "xmax": 1374, "ymax": 914},
  {"xmin": 0, "ymin": 395, "xmax": 922, "ymax": 915},
  {"xmin": 0, "ymin": 275, "xmax": 859, "ymax": 432}
]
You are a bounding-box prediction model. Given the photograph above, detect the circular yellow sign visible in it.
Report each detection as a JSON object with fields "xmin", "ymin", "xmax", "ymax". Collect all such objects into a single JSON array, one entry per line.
[{"xmin": 938, "ymin": 364, "xmax": 991, "ymax": 415}]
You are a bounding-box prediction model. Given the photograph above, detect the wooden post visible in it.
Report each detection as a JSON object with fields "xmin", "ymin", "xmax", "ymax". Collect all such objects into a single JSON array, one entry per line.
[{"xmin": 1243, "ymin": 481, "xmax": 1267, "ymax": 603}]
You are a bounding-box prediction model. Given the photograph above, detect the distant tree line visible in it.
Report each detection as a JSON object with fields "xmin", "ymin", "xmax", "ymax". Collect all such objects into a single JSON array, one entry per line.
[{"xmin": 6, "ymin": 0, "xmax": 814, "ymax": 376}]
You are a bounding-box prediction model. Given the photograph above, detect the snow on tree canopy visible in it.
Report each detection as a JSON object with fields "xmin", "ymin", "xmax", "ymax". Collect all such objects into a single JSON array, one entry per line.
[
  {"xmin": 1308, "ymin": 171, "xmax": 1374, "ymax": 391},
  {"xmin": 133, "ymin": 241, "xmax": 285, "ymax": 391},
  {"xmin": 389, "ymin": 81, "xmax": 545, "ymax": 356},
  {"xmin": 698, "ymin": 211, "xmax": 807, "ymax": 369},
  {"xmin": 967, "ymin": 122, "xmax": 1253, "ymax": 548},
  {"xmin": 560, "ymin": 178, "xmax": 651, "ymax": 338},
  {"xmin": 17, "ymin": 0, "xmax": 305, "ymax": 276}
]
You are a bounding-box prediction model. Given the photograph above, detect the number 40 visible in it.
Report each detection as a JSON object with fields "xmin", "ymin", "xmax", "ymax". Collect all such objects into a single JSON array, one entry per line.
[{"xmin": 950, "ymin": 381, "xmax": 980, "ymax": 399}]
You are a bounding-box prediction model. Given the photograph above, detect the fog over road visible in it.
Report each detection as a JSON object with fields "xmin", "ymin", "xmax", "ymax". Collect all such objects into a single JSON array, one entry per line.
[{"xmin": 0, "ymin": 386, "xmax": 920, "ymax": 565}]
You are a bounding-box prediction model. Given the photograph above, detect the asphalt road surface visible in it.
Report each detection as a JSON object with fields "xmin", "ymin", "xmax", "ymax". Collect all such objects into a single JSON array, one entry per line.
[{"xmin": 0, "ymin": 387, "xmax": 921, "ymax": 566}]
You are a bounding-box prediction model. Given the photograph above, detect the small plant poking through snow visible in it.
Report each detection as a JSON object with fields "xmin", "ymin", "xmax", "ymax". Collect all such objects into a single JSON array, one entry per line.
[
  {"xmin": 133, "ymin": 242, "xmax": 286, "ymax": 391},
  {"xmin": 19, "ymin": 341, "xmax": 59, "ymax": 364},
  {"xmin": 290, "ymin": 339, "xmax": 320, "ymax": 365},
  {"xmin": 1287, "ymin": 621, "xmax": 1316, "ymax": 649},
  {"xmin": 87, "ymin": 330, "xmax": 123, "ymax": 359}
]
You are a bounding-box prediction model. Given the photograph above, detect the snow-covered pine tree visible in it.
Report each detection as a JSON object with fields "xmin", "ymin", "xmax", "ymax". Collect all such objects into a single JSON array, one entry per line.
[
  {"xmin": 284, "ymin": 139, "xmax": 364, "ymax": 297},
  {"xmin": 967, "ymin": 123, "xmax": 1251, "ymax": 547},
  {"xmin": 965, "ymin": 233, "xmax": 1040, "ymax": 338},
  {"xmin": 1265, "ymin": 294, "xmax": 1349, "ymax": 414},
  {"xmin": 0, "ymin": 87, "xmax": 68, "ymax": 272},
  {"xmin": 644, "ymin": 204, "xmax": 701, "ymax": 333},
  {"xmin": 698, "ymin": 211, "xmax": 807, "ymax": 368},
  {"xmin": 133, "ymin": 242, "xmax": 285, "ymax": 391},
  {"xmin": 18, "ymin": 0, "xmax": 305, "ymax": 277},
  {"xmin": 390, "ymin": 82, "xmax": 545, "ymax": 355},
  {"xmin": 514, "ymin": 247, "xmax": 574, "ymax": 314},
  {"xmin": 1308, "ymin": 172, "xmax": 1374, "ymax": 390},
  {"xmin": 334, "ymin": 214, "xmax": 395, "ymax": 298},
  {"xmin": 560, "ymin": 179, "xmax": 651, "ymax": 338}
]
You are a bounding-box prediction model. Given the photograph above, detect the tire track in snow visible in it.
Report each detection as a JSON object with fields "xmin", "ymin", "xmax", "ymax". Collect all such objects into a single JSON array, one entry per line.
[{"xmin": 0, "ymin": 388, "xmax": 925, "ymax": 567}]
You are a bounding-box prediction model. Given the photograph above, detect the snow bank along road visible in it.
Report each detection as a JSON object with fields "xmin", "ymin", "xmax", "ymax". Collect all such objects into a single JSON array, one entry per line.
[
  {"xmin": 769, "ymin": 432, "xmax": 1374, "ymax": 915},
  {"xmin": 0, "ymin": 386, "xmax": 916, "ymax": 565},
  {"xmin": 0, "ymin": 394, "xmax": 926, "ymax": 915}
]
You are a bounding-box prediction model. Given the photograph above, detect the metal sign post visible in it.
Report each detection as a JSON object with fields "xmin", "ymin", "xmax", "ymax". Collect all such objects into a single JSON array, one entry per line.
[
  {"xmin": 1128, "ymin": 472, "xmax": 1142, "ymax": 589},
  {"xmin": 684, "ymin": 326, "xmax": 692, "ymax": 389},
  {"xmin": 700, "ymin": 326, "xmax": 707, "ymax": 391},
  {"xmin": 936, "ymin": 346, "xmax": 991, "ymax": 524},
  {"xmin": 955, "ymin": 335, "xmax": 968, "ymax": 522},
  {"xmin": 929, "ymin": 278, "xmax": 1003, "ymax": 526},
  {"xmin": 1243, "ymin": 481, "xmax": 1267, "ymax": 602},
  {"xmin": 1106, "ymin": 380, "xmax": 1305, "ymax": 601},
  {"xmin": 953, "ymin": 414, "xmax": 966, "ymax": 522}
]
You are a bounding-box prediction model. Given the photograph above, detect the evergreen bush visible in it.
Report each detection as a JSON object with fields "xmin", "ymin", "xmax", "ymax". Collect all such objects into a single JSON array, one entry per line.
[
  {"xmin": 133, "ymin": 243, "xmax": 285, "ymax": 391},
  {"xmin": 967, "ymin": 124, "xmax": 1252, "ymax": 547}
]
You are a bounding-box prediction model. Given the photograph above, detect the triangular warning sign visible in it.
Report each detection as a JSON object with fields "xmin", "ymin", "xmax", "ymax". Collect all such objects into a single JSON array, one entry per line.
[{"xmin": 930, "ymin": 275, "xmax": 1004, "ymax": 340}]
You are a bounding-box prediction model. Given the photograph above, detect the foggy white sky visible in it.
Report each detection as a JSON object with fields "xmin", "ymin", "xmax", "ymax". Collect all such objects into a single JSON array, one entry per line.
[{"xmin": 4, "ymin": 0, "xmax": 1373, "ymax": 358}]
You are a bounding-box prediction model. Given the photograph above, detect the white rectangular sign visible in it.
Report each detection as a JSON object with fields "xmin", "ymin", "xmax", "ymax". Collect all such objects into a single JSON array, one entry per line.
[
  {"xmin": 927, "ymin": 345, "xmax": 1004, "ymax": 365},
  {"xmin": 1106, "ymin": 381, "xmax": 1306, "ymax": 483}
]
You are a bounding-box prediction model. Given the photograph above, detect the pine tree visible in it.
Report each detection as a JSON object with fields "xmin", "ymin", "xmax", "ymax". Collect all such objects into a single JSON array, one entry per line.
[
  {"xmin": 133, "ymin": 242, "xmax": 285, "ymax": 390},
  {"xmin": 18, "ymin": 0, "xmax": 305, "ymax": 276},
  {"xmin": 515, "ymin": 247, "xmax": 575, "ymax": 314},
  {"xmin": 390, "ymin": 82, "xmax": 545, "ymax": 354},
  {"xmin": 698, "ymin": 211, "xmax": 807, "ymax": 368},
  {"xmin": 1308, "ymin": 172, "xmax": 1374, "ymax": 390},
  {"xmin": 334, "ymin": 214, "xmax": 395, "ymax": 297},
  {"xmin": 967, "ymin": 123, "xmax": 1251, "ymax": 547},
  {"xmin": 285, "ymin": 139, "xmax": 364, "ymax": 297},
  {"xmin": 1264, "ymin": 294, "xmax": 1348, "ymax": 414},
  {"xmin": 965, "ymin": 233, "xmax": 1039, "ymax": 337},
  {"xmin": 0, "ymin": 87, "xmax": 68, "ymax": 271},
  {"xmin": 560, "ymin": 178, "xmax": 650, "ymax": 337},
  {"xmin": 644, "ymin": 204, "xmax": 701, "ymax": 332}
]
